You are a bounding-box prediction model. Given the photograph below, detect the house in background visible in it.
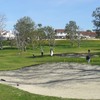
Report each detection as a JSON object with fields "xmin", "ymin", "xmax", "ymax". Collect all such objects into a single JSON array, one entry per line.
[
  {"xmin": 79, "ymin": 31, "xmax": 97, "ymax": 39},
  {"xmin": 55, "ymin": 29, "xmax": 96, "ymax": 39},
  {"xmin": 0, "ymin": 29, "xmax": 97, "ymax": 40},
  {"xmin": 0, "ymin": 30, "xmax": 15, "ymax": 40},
  {"xmin": 55, "ymin": 29, "xmax": 67, "ymax": 39}
]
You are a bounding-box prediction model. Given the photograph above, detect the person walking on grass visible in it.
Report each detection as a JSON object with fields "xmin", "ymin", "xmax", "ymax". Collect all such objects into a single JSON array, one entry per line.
[
  {"xmin": 86, "ymin": 49, "xmax": 91, "ymax": 63},
  {"xmin": 50, "ymin": 48, "xmax": 53, "ymax": 56}
]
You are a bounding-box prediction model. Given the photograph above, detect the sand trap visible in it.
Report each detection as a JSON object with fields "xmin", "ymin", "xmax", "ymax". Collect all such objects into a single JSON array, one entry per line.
[{"xmin": 0, "ymin": 62, "xmax": 100, "ymax": 99}]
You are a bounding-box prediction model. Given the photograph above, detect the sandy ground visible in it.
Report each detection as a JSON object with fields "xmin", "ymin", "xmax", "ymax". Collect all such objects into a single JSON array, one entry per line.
[{"xmin": 0, "ymin": 62, "xmax": 100, "ymax": 99}]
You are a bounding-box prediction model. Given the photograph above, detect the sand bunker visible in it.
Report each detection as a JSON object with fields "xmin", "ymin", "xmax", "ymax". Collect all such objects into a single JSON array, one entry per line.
[{"xmin": 0, "ymin": 62, "xmax": 100, "ymax": 99}]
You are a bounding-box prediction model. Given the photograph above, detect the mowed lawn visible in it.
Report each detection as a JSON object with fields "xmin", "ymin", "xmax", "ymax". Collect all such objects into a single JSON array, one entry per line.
[
  {"xmin": 0, "ymin": 40, "xmax": 100, "ymax": 70},
  {"xmin": 0, "ymin": 40, "xmax": 100, "ymax": 100}
]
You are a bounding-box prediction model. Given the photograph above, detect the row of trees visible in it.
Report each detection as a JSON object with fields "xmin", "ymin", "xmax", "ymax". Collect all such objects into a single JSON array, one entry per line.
[
  {"xmin": 0, "ymin": 7, "xmax": 100, "ymax": 54},
  {"xmin": 14, "ymin": 16, "xmax": 55, "ymax": 56}
]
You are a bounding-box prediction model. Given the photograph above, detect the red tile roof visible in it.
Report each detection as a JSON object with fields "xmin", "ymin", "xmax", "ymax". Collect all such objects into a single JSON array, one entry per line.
[
  {"xmin": 80, "ymin": 31, "xmax": 96, "ymax": 37},
  {"xmin": 55, "ymin": 29, "xmax": 65, "ymax": 33},
  {"xmin": 55, "ymin": 29, "xmax": 96, "ymax": 37}
]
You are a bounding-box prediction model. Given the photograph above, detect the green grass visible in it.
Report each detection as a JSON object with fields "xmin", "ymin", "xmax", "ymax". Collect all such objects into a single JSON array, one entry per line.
[
  {"xmin": 55, "ymin": 40, "xmax": 100, "ymax": 53},
  {"xmin": 0, "ymin": 40, "xmax": 100, "ymax": 70}
]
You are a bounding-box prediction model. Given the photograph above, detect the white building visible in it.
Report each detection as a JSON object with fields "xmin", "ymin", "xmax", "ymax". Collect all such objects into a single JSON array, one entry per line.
[
  {"xmin": 0, "ymin": 30, "xmax": 15, "ymax": 40},
  {"xmin": 55, "ymin": 29, "xmax": 67, "ymax": 39},
  {"xmin": 55, "ymin": 29, "xmax": 96, "ymax": 39}
]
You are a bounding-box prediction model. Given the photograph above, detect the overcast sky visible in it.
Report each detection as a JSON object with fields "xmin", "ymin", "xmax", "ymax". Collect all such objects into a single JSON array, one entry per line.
[{"xmin": 0, "ymin": 0, "xmax": 99, "ymax": 31}]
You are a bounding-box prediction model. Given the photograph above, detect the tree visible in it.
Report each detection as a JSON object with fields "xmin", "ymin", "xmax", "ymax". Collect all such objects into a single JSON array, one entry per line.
[
  {"xmin": 86, "ymin": 30, "xmax": 92, "ymax": 32},
  {"xmin": 0, "ymin": 14, "xmax": 6, "ymax": 49},
  {"xmin": 77, "ymin": 29, "xmax": 81, "ymax": 48},
  {"xmin": 14, "ymin": 16, "xmax": 35, "ymax": 51},
  {"xmin": 92, "ymin": 7, "xmax": 100, "ymax": 37},
  {"xmin": 44, "ymin": 26, "xmax": 55, "ymax": 56},
  {"xmin": 29, "ymin": 30, "xmax": 38, "ymax": 49},
  {"xmin": 65, "ymin": 21, "xmax": 79, "ymax": 46},
  {"xmin": 37, "ymin": 24, "xmax": 46, "ymax": 56}
]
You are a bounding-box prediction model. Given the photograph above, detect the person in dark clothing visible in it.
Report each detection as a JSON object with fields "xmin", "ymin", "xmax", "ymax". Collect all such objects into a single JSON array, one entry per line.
[{"xmin": 86, "ymin": 49, "xmax": 91, "ymax": 63}]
